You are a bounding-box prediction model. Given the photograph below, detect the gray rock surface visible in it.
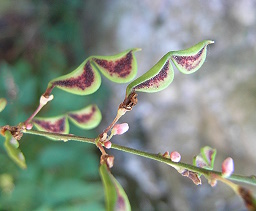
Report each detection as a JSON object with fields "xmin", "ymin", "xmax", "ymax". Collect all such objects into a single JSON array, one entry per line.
[{"xmin": 87, "ymin": 1, "xmax": 256, "ymax": 210}]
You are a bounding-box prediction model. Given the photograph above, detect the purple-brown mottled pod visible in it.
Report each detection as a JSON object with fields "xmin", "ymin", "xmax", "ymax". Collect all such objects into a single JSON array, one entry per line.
[
  {"xmin": 32, "ymin": 115, "xmax": 69, "ymax": 135},
  {"xmin": 67, "ymin": 104, "xmax": 102, "ymax": 129},
  {"xmin": 91, "ymin": 48, "xmax": 140, "ymax": 83},
  {"xmin": 170, "ymin": 40, "xmax": 214, "ymax": 74},
  {"xmin": 47, "ymin": 58, "xmax": 101, "ymax": 95},
  {"xmin": 126, "ymin": 51, "xmax": 174, "ymax": 96},
  {"xmin": 126, "ymin": 40, "xmax": 213, "ymax": 97}
]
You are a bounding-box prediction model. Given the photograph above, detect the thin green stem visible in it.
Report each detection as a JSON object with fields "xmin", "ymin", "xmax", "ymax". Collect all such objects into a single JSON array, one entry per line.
[
  {"xmin": 22, "ymin": 129, "xmax": 256, "ymax": 186},
  {"xmin": 23, "ymin": 129, "xmax": 95, "ymax": 143},
  {"xmin": 111, "ymin": 143, "xmax": 256, "ymax": 186}
]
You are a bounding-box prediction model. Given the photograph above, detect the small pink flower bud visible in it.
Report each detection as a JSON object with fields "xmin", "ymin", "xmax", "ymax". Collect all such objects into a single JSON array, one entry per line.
[
  {"xmin": 163, "ymin": 151, "xmax": 170, "ymax": 158},
  {"xmin": 170, "ymin": 151, "xmax": 181, "ymax": 162},
  {"xmin": 111, "ymin": 123, "xmax": 129, "ymax": 135},
  {"xmin": 208, "ymin": 178, "xmax": 218, "ymax": 187},
  {"xmin": 26, "ymin": 123, "xmax": 33, "ymax": 130},
  {"xmin": 222, "ymin": 157, "xmax": 234, "ymax": 178},
  {"xmin": 104, "ymin": 141, "xmax": 112, "ymax": 149}
]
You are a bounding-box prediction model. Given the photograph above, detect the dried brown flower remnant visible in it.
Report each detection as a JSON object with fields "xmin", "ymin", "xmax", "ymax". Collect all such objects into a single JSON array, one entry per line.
[
  {"xmin": 180, "ymin": 170, "xmax": 202, "ymax": 185},
  {"xmin": 119, "ymin": 92, "xmax": 138, "ymax": 111},
  {"xmin": 1, "ymin": 125, "xmax": 23, "ymax": 140},
  {"xmin": 101, "ymin": 154, "xmax": 115, "ymax": 169}
]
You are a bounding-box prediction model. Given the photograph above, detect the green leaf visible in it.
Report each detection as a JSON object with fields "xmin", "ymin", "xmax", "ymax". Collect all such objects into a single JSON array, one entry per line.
[
  {"xmin": 48, "ymin": 58, "xmax": 101, "ymax": 95},
  {"xmin": 33, "ymin": 115, "xmax": 69, "ymax": 135},
  {"xmin": 91, "ymin": 48, "xmax": 140, "ymax": 83},
  {"xmin": 3, "ymin": 131, "xmax": 26, "ymax": 169},
  {"xmin": 0, "ymin": 98, "xmax": 7, "ymax": 112},
  {"xmin": 67, "ymin": 104, "xmax": 102, "ymax": 129},
  {"xmin": 170, "ymin": 40, "xmax": 214, "ymax": 74},
  {"xmin": 193, "ymin": 146, "xmax": 216, "ymax": 170},
  {"xmin": 126, "ymin": 52, "xmax": 174, "ymax": 96},
  {"xmin": 54, "ymin": 202, "xmax": 105, "ymax": 211},
  {"xmin": 99, "ymin": 164, "xmax": 131, "ymax": 211}
]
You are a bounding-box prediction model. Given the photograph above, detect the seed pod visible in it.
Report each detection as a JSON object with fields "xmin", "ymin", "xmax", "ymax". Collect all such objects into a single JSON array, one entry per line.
[
  {"xmin": 48, "ymin": 59, "xmax": 101, "ymax": 95},
  {"xmin": 92, "ymin": 48, "xmax": 140, "ymax": 83},
  {"xmin": 33, "ymin": 115, "xmax": 69, "ymax": 134},
  {"xmin": 67, "ymin": 104, "xmax": 102, "ymax": 129},
  {"xmin": 126, "ymin": 52, "xmax": 174, "ymax": 96},
  {"xmin": 126, "ymin": 40, "xmax": 213, "ymax": 96},
  {"xmin": 170, "ymin": 40, "xmax": 214, "ymax": 74}
]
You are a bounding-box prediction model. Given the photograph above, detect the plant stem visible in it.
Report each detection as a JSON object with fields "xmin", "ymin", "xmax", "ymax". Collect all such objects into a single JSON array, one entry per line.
[
  {"xmin": 24, "ymin": 103, "xmax": 44, "ymax": 126},
  {"xmin": 23, "ymin": 129, "xmax": 95, "ymax": 143},
  {"xmin": 23, "ymin": 94, "xmax": 54, "ymax": 126},
  {"xmin": 110, "ymin": 143, "xmax": 256, "ymax": 186},
  {"xmin": 22, "ymin": 129, "xmax": 256, "ymax": 186},
  {"xmin": 102, "ymin": 109, "xmax": 125, "ymax": 134}
]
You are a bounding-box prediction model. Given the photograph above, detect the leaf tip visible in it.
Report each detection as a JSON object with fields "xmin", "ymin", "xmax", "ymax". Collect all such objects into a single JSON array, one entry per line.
[
  {"xmin": 0, "ymin": 98, "xmax": 7, "ymax": 112},
  {"xmin": 133, "ymin": 47, "xmax": 142, "ymax": 52}
]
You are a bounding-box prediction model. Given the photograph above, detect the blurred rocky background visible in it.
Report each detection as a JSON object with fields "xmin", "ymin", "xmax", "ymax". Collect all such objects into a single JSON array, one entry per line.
[{"xmin": 1, "ymin": 0, "xmax": 256, "ymax": 210}]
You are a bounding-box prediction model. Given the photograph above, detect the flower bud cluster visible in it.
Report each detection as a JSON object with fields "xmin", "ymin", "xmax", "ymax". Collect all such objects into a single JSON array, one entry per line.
[{"xmin": 102, "ymin": 123, "xmax": 130, "ymax": 150}]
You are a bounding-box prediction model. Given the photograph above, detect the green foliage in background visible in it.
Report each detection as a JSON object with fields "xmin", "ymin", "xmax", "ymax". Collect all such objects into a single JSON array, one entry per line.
[{"xmin": 0, "ymin": 0, "xmax": 109, "ymax": 210}]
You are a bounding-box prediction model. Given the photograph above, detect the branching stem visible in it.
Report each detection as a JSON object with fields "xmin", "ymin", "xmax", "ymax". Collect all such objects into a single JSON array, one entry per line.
[{"xmin": 22, "ymin": 129, "xmax": 256, "ymax": 186}]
